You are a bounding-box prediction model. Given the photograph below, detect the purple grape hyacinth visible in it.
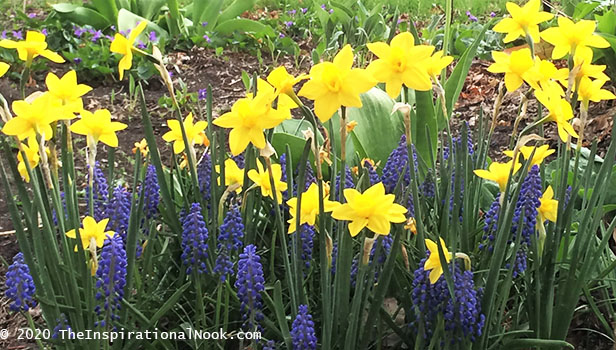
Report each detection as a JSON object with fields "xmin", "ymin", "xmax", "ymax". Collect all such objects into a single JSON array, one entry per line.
[
  {"xmin": 235, "ymin": 244, "xmax": 265, "ymax": 331},
  {"xmin": 94, "ymin": 235, "xmax": 127, "ymax": 327},
  {"xmin": 214, "ymin": 205, "xmax": 244, "ymax": 282},
  {"xmin": 291, "ymin": 305, "xmax": 318, "ymax": 350},
  {"xmin": 5, "ymin": 252, "xmax": 37, "ymax": 312},
  {"xmin": 105, "ymin": 186, "xmax": 132, "ymax": 241},
  {"xmin": 87, "ymin": 161, "xmax": 109, "ymax": 221},
  {"xmin": 181, "ymin": 203, "xmax": 209, "ymax": 275}
]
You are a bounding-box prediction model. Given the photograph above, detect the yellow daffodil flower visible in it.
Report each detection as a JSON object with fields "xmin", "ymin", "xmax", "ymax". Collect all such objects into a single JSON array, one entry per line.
[
  {"xmin": 299, "ymin": 44, "xmax": 377, "ymax": 121},
  {"xmin": 162, "ymin": 113, "xmax": 208, "ymax": 154},
  {"xmin": 331, "ymin": 182, "xmax": 407, "ymax": 237},
  {"xmin": 213, "ymin": 90, "xmax": 286, "ymax": 155},
  {"xmin": 0, "ymin": 31, "xmax": 64, "ymax": 66},
  {"xmin": 65, "ymin": 216, "xmax": 114, "ymax": 251},
  {"xmin": 366, "ymin": 32, "xmax": 433, "ymax": 98},
  {"xmin": 424, "ymin": 237, "xmax": 452, "ymax": 284},
  {"xmin": 577, "ymin": 76, "xmax": 616, "ymax": 108},
  {"xmin": 0, "ymin": 62, "xmax": 9, "ymax": 77},
  {"xmin": 109, "ymin": 21, "xmax": 148, "ymax": 80},
  {"xmin": 45, "ymin": 70, "xmax": 92, "ymax": 119},
  {"xmin": 70, "ymin": 109, "xmax": 127, "ymax": 148},
  {"xmin": 425, "ymin": 50, "xmax": 454, "ymax": 81},
  {"xmin": 2, "ymin": 93, "xmax": 65, "ymax": 141},
  {"xmin": 534, "ymin": 88, "xmax": 578, "ymax": 142},
  {"xmin": 493, "ymin": 0, "xmax": 553, "ymax": 43},
  {"xmin": 474, "ymin": 161, "xmax": 522, "ymax": 192},
  {"xmin": 287, "ymin": 183, "xmax": 340, "ymax": 233},
  {"xmin": 248, "ymin": 159, "xmax": 288, "ymax": 203},
  {"xmin": 266, "ymin": 65, "xmax": 307, "ymax": 96},
  {"xmin": 503, "ymin": 145, "xmax": 555, "ymax": 167},
  {"xmin": 541, "ymin": 17, "xmax": 609, "ymax": 60},
  {"xmin": 17, "ymin": 138, "xmax": 40, "ymax": 183},
  {"xmin": 252, "ymin": 78, "xmax": 297, "ymax": 115},
  {"xmin": 216, "ymin": 158, "xmax": 245, "ymax": 191},
  {"xmin": 132, "ymin": 138, "xmax": 149, "ymax": 155},
  {"xmin": 526, "ymin": 59, "xmax": 564, "ymax": 95},
  {"xmin": 487, "ymin": 49, "xmax": 537, "ymax": 92},
  {"xmin": 555, "ymin": 51, "xmax": 610, "ymax": 88},
  {"xmin": 537, "ymin": 185, "xmax": 558, "ymax": 225}
]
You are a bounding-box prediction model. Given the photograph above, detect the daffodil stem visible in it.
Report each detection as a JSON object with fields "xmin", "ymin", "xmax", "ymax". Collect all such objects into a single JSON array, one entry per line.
[
  {"xmin": 19, "ymin": 66, "xmax": 29, "ymax": 99},
  {"xmin": 577, "ymin": 102, "xmax": 588, "ymax": 149},
  {"xmin": 86, "ymin": 138, "xmax": 96, "ymax": 217},
  {"xmin": 340, "ymin": 106, "xmax": 347, "ymax": 162},
  {"xmin": 25, "ymin": 311, "xmax": 45, "ymax": 350}
]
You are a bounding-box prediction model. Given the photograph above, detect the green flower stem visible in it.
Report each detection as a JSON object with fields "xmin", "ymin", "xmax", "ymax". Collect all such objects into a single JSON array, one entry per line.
[{"xmin": 25, "ymin": 312, "xmax": 45, "ymax": 350}]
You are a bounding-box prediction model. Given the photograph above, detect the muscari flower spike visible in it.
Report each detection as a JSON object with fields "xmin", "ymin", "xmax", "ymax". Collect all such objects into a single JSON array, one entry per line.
[
  {"xmin": 197, "ymin": 153, "xmax": 212, "ymax": 204},
  {"xmin": 52, "ymin": 313, "xmax": 71, "ymax": 339},
  {"xmin": 5, "ymin": 252, "xmax": 37, "ymax": 312},
  {"xmin": 291, "ymin": 304, "xmax": 318, "ymax": 350},
  {"xmin": 509, "ymin": 164, "xmax": 542, "ymax": 276},
  {"xmin": 181, "ymin": 203, "xmax": 209, "ymax": 275},
  {"xmin": 288, "ymin": 224, "xmax": 315, "ymax": 271},
  {"xmin": 105, "ymin": 186, "xmax": 131, "ymax": 241},
  {"xmin": 381, "ymin": 134, "xmax": 417, "ymax": 193},
  {"xmin": 235, "ymin": 244, "xmax": 265, "ymax": 331},
  {"xmin": 142, "ymin": 165, "xmax": 160, "ymax": 220},
  {"xmin": 86, "ymin": 161, "xmax": 109, "ymax": 221},
  {"xmin": 334, "ymin": 166, "xmax": 355, "ymax": 201},
  {"xmin": 480, "ymin": 198, "xmax": 501, "ymax": 252},
  {"xmin": 214, "ymin": 205, "xmax": 245, "ymax": 282},
  {"xmin": 411, "ymin": 255, "xmax": 485, "ymax": 345},
  {"xmin": 94, "ymin": 235, "xmax": 127, "ymax": 327}
]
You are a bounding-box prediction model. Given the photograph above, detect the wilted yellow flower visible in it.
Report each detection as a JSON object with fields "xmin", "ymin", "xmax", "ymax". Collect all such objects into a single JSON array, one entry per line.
[
  {"xmin": 366, "ymin": 32, "xmax": 433, "ymax": 98},
  {"xmin": 503, "ymin": 145, "xmax": 555, "ymax": 167},
  {"xmin": 541, "ymin": 17, "xmax": 609, "ymax": 60},
  {"xmin": 534, "ymin": 87, "xmax": 578, "ymax": 142},
  {"xmin": 425, "ymin": 51, "xmax": 454, "ymax": 81},
  {"xmin": 216, "ymin": 158, "xmax": 245, "ymax": 191},
  {"xmin": 2, "ymin": 93, "xmax": 65, "ymax": 141},
  {"xmin": 70, "ymin": 109, "xmax": 127, "ymax": 148},
  {"xmin": 299, "ymin": 45, "xmax": 377, "ymax": 121},
  {"xmin": 576, "ymin": 76, "xmax": 616, "ymax": 108},
  {"xmin": 162, "ymin": 113, "xmax": 208, "ymax": 154},
  {"xmin": 213, "ymin": 90, "xmax": 286, "ymax": 155},
  {"xmin": 493, "ymin": 0, "xmax": 553, "ymax": 43},
  {"xmin": 287, "ymin": 183, "xmax": 340, "ymax": 233},
  {"xmin": 132, "ymin": 138, "xmax": 149, "ymax": 155},
  {"xmin": 346, "ymin": 120, "xmax": 358, "ymax": 133},
  {"xmin": 45, "ymin": 70, "xmax": 92, "ymax": 119},
  {"xmin": 0, "ymin": 31, "xmax": 64, "ymax": 66},
  {"xmin": 331, "ymin": 182, "xmax": 407, "ymax": 237},
  {"xmin": 487, "ymin": 49, "xmax": 536, "ymax": 92},
  {"xmin": 424, "ymin": 237, "xmax": 452, "ymax": 284},
  {"xmin": 474, "ymin": 161, "xmax": 522, "ymax": 192},
  {"xmin": 248, "ymin": 159, "xmax": 288, "ymax": 203},
  {"xmin": 17, "ymin": 138, "xmax": 40, "ymax": 183},
  {"xmin": 266, "ymin": 66, "xmax": 307, "ymax": 96},
  {"xmin": 0, "ymin": 62, "xmax": 9, "ymax": 77},
  {"xmin": 65, "ymin": 216, "xmax": 114, "ymax": 251},
  {"xmin": 109, "ymin": 21, "xmax": 148, "ymax": 80},
  {"xmin": 537, "ymin": 185, "xmax": 558, "ymax": 225},
  {"xmin": 404, "ymin": 217, "xmax": 417, "ymax": 234}
]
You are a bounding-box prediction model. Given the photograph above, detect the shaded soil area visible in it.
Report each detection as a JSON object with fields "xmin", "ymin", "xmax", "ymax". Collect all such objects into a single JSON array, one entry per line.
[{"xmin": 0, "ymin": 50, "xmax": 615, "ymax": 349}]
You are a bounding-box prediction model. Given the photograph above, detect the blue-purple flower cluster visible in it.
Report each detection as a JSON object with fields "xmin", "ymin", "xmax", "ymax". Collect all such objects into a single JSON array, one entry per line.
[
  {"xmin": 94, "ymin": 235, "xmax": 127, "ymax": 327},
  {"xmin": 181, "ymin": 203, "xmax": 209, "ymax": 275},
  {"xmin": 291, "ymin": 304, "xmax": 318, "ymax": 350},
  {"xmin": 197, "ymin": 153, "xmax": 212, "ymax": 204},
  {"xmin": 5, "ymin": 252, "xmax": 37, "ymax": 312},
  {"xmin": 142, "ymin": 165, "xmax": 160, "ymax": 220},
  {"xmin": 105, "ymin": 186, "xmax": 131, "ymax": 241},
  {"xmin": 411, "ymin": 255, "xmax": 484, "ymax": 345},
  {"xmin": 334, "ymin": 166, "xmax": 355, "ymax": 201},
  {"xmin": 289, "ymin": 224, "xmax": 315, "ymax": 271},
  {"xmin": 235, "ymin": 244, "xmax": 265, "ymax": 331},
  {"xmin": 87, "ymin": 162, "xmax": 109, "ymax": 221},
  {"xmin": 214, "ymin": 205, "xmax": 244, "ymax": 282}
]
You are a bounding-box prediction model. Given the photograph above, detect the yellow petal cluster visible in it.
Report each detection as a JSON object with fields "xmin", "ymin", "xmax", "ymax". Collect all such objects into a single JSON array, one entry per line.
[
  {"xmin": 537, "ymin": 186, "xmax": 558, "ymax": 224},
  {"xmin": 17, "ymin": 138, "xmax": 40, "ymax": 183},
  {"xmin": 424, "ymin": 238, "xmax": 452, "ymax": 284},
  {"xmin": 299, "ymin": 45, "xmax": 376, "ymax": 122},
  {"xmin": 109, "ymin": 21, "xmax": 148, "ymax": 80},
  {"xmin": 493, "ymin": 0, "xmax": 553, "ymax": 43},
  {"xmin": 474, "ymin": 161, "xmax": 522, "ymax": 192},
  {"xmin": 287, "ymin": 183, "xmax": 340, "ymax": 233},
  {"xmin": 2, "ymin": 93, "xmax": 66, "ymax": 141},
  {"xmin": 162, "ymin": 113, "xmax": 208, "ymax": 154},
  {"xmin": 541, "ymin": 17, "xmax": 609, "ymax": 60},
  {"xmin": 0, "ymin": 31, "xmax": 64, "ymax": 66},
  {"xmin": 70, "ymin": 109, "xmax": 127, "ymax": 148},
  {"xmin": 331, "ymin": 182, "xmax": 406, "ymax": 237},
  {"xmin": 45, "ymin": 70, "xmax": 92, "ymax": 119},
  {"xmin": 247, "ymin": 159, "xmax": 288, "ymax": 204},
  {"xmin": 65, "ymin": 216, "xmax": 114, "ymax": 251}
]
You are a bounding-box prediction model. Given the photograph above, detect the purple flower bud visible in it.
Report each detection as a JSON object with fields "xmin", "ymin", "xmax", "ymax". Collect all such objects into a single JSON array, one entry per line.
[
  {"xmin": 285, "ymin": 20, "xmax": 294, "ymax": 28},
  {"xmin": 1, "ymin": 30, "xmax": 7, "ymax": 39},
  {"xmin": 203, "ymin": 34, "xmax": 211, "ymax": 43},
  {"xmin": 27, "ymin": 13, "xmax": 36, "ymax": 18},
  {"xmin": 74, "ymin": 27, "xmax": 85, "ymax": 37},
  {"xmin": 105, "ymin": 35, "xmax": 114, "ymax": 41},
  {"xmin": 137, "ymin": 40, "xmax": 146, "ymax": 49},
  {"xmin": 469, "ymin": 15, "xmax": 478, "ymax": 22},
  {"xmin": 111, "ymin": 25, "xmax": 116, "ymax": 31},
  {"xmin": 198, "ymin": 88, "xmax": 207, "ymax": 101},
  {"xmin": 490, "ymin": 11, "xmax": 496, "ymax": 17},
  {"xmin": 287, "ymin": 9, "xmax": 296, "ymax": 15},
  {"xmin": 13, "ymin": 30, "xmax": 23, "ymax": 40},
  {"xmin": 466, "ymin": 10, "xmax": 472, "ymax": 16},
  {"xmin": 321, "ymin": 4, "xmax": 326, "ymax": 9},
  {"xmin": 168, "ymin": 71, "xmax": 174, "ymax": 78},
  {"xmin": 73, "ymin": 57, "xmax": 82, "ymax": 64},
  {"xmin": 201, "ymin": 21, "xmax": 208, "ymax": 27},
  {"xmin": 279, "ymin": 33, "xmax": 285, "ymax": 38},
  {"xmin": 91, "ymin": 30, "xmax": 103, "ymax": 42},
  {"xmin": 149, "ymin": 31, "xmax": 157, "ymax": 42},
  {"xmin": 301, "ymin": 7, "xmax": 308, "ymax": 14},
  {"xmin": 329, "ymin": 9, "xmax": 334, "ymax": 14},
  {"xmin": 41, "ymin": 28, "xmax": 47, "ymax": 36}
]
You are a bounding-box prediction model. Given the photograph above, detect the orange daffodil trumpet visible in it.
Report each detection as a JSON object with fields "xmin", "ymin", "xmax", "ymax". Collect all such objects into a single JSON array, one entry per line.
[
  {"xmin": 0, "ymin": 31, "xmax": 64, "ymax": 67},
  {"xmin": 110, "ymin": 21, "xmax": 148, "ymax": 80},
  {"xmin": 299, "ymin": 44, "xmax": 377, "ymax": 122}
]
